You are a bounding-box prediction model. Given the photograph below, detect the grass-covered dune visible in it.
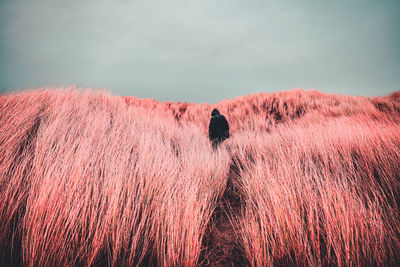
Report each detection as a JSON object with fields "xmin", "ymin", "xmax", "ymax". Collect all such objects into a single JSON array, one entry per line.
[{"xmin": 1, "ymin": 88, "xmax": 400, "ymax": 266}]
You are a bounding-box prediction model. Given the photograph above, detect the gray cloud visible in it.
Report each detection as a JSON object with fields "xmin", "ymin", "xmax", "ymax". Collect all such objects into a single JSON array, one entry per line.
[{"xmin": 1, "ymin": 0, "xmax": 399, "ymax": 103}]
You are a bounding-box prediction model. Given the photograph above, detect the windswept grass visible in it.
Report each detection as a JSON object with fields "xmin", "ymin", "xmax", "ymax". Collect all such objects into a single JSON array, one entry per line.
[{"xmin": 1, "ymin": 88, "xmax": 400, "ymax": 266}]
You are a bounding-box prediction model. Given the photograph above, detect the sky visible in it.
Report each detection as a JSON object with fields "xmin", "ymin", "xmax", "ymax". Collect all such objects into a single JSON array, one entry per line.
[{"xmin": 0, "ymin": 0, "xmax": 399, "ymax": 103}]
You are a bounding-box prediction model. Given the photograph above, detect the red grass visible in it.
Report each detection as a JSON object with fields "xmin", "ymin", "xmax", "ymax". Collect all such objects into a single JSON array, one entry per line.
[{"xmin": 1, "ymin": 88, "xmax": 400, "ymax": 266}]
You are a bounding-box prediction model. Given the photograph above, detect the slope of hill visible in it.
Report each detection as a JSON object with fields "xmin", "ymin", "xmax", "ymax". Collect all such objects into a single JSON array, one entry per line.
[{"xmin": 1, "ymin": 88, "xmax": 400, "ymax": 266}]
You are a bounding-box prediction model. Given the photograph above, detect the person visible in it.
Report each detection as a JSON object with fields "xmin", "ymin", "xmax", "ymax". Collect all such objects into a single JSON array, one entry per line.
[{"xmin": 209, "ymin": 108, "xmax": 230, "ymax": 149}]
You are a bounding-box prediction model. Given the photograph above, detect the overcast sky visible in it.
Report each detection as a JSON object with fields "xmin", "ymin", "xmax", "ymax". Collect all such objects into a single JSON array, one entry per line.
[{"xmin": 0, "ymin": 0, "xmax": 399, "ymax": 103}]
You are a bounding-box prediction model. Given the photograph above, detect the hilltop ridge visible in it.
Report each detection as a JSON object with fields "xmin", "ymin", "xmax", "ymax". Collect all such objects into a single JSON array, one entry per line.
[{"xmin": 124, "ymin": 89, "xmax": 400, "ymax": 132}]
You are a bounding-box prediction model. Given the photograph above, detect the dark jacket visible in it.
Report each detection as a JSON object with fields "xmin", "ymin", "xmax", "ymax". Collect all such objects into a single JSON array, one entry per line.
[{"xmin": 209, "ymin": 109, "xmax": 230, "ymax": 142}]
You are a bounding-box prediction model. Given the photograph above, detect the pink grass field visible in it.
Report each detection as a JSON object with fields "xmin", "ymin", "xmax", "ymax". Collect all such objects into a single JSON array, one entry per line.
[{"xmin": 1, "ymin": 88, "xmax": 400, "ymax": 266}]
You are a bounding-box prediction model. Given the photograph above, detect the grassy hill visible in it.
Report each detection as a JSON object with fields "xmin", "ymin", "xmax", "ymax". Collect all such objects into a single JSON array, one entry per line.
[{"xmin": 1, "ymin": 88, "xmax": 400, "ymax": 266}]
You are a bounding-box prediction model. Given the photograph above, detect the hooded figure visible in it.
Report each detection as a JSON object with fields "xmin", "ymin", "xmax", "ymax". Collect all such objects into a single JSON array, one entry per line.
[{"xmin": 209, "ymin": 108, "xmax": 230, "ymax": 149}]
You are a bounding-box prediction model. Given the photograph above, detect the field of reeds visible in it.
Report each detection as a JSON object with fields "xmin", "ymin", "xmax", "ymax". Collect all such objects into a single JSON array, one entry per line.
[{"xmin": 1, "ymin": 88, "xmax": 400, "ymax": 266}]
